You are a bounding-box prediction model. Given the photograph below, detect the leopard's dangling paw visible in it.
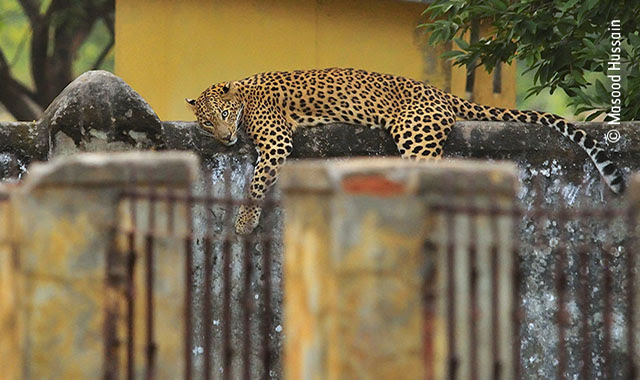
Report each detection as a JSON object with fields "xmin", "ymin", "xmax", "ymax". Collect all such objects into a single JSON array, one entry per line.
[{"xmin": 235, "ymin": 204, "xmax": 262, "ymax": 234}]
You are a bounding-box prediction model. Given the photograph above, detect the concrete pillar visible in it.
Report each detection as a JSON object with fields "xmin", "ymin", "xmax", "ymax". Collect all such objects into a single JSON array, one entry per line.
[
  {"xmin": 281, "ymin": 158, "xmax": 519, "ymax": 380},
  {"xmin": 0, "ymin": 152, "xmax": 198, "ymax": 379}
]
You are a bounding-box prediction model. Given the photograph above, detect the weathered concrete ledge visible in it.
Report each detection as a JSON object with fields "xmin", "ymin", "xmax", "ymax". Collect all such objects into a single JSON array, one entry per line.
[
  {"xmin": 161, "ymin": 120, "xmax": 640, "ymax": 161},
  {"xmin": 0, "ymin": 120, "xmax": 637, "ymax": 163},
  {"xmin": 22, "ymin": 151, "xmax": 199, "ymax": 191},
  {"xmin": 280, "ymin": 157, "xmax": 518, "ymax": 197}
]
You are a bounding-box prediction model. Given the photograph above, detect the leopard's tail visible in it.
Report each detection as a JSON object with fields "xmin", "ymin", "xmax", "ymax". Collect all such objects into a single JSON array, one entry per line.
[{"xmin": 444, "ymin": 93, "xmax": 624, "ymax": 194}]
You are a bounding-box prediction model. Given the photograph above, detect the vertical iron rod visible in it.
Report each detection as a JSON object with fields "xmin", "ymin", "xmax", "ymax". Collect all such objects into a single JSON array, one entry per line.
[
  {"xmin": 468, "ymin": 209, "xmax": 479, "ymax": 380},
  {"xmin": 184, "ymin": 191, "xmax": 194, "ymax": 380},
  {"xmin": 126, "ymin": 191, "xmax": 138, "ymax": 380},
  {"xmin": 222, "ymin": 238, "xmax": 232, "ymax": 380},
  {"xmin": 445, "ymin": 210, "xmax": 458, "ymax": 380},
  {"xmin": 242, "ymin": 238, "xmax": 253, "ymax": 380},
  {"xmin": 262, "ymin": 237, "xmax": 273, "ymax": 380},
  {"xmin": 512, "ymin": 207, "xmax": 523, "ymax": 380},
  {"xmin": 555, "ymin": 212, "xmax": 568, "ymax": 380},
  {"xmin": 222, "ymin": 168, "xmax": 233, "ymax": 380},
  {"xmin": 603, "ymin": 244, "xmax": 613, "ymax": 380},
  {"xmin": 577, "ymin": 244, "xmax": 591, "ymax": 380},
  {"xmin": 104, "ymin": 225, "xmax": 120, "ymax": 380},
  {"xmin": 490, "ymin": 207, "xmax": 502, "ymax": 380},
  {"xmin": 627, "ymin": 207, "xmax": 638, "ymax": 380},
  {"xmin": 145, "ymin": 191, "xmax": 157, "ymax": 380},
  {"xmin": 126, "ymin": 231, "xmax": 136, "ymax": 380},
  {"xmin": 203, "ymin": 176, "xmax": 214, "ymax": 380},
  {"xmin": 203, "ymin": 238, "xmax": 214, "ymax": 380}
]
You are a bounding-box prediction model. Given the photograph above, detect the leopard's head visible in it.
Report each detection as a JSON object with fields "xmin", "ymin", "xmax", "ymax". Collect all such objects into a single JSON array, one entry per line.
[{"xmin": 186, "ymin": 82, "xmax": 243, "ymax": 146}]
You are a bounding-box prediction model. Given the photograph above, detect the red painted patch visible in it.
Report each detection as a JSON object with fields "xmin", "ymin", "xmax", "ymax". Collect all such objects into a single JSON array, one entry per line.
[{"xmin": 341, "ymin": 175, "xmax": 405, "ymax": 196}]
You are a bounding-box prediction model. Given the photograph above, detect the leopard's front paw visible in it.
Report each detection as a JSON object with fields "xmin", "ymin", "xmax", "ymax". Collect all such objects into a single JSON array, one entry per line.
[{"xmin": 235, "ymin": 204, "xmax": 262, "ymax": 234}]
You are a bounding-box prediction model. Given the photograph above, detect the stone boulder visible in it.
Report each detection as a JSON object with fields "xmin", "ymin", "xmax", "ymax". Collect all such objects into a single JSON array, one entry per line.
[{"xmin": 39, "ymin": 70, "xmax": 164, "ymax": 156}]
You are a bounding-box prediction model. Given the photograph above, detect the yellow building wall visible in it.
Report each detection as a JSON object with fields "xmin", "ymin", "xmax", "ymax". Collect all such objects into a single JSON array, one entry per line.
[{"xmin": 115, "ymin": 0, "xmax": 514, "ymax": 120}]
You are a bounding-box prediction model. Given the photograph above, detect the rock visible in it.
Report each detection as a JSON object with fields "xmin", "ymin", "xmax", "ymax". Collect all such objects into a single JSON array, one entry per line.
[{"xmin": 39, "ymin": 70, "xmax": 164, "ymax": 155}]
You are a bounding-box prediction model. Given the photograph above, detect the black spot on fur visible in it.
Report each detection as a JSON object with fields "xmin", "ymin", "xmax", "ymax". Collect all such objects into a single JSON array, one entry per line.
[
  {"xmin": 595, "ymin": 151, "xmax": 608, "ymax": 163},
  {"xmin": 602, "ymin": 163, "xmax": 616, "ymax": 175}
]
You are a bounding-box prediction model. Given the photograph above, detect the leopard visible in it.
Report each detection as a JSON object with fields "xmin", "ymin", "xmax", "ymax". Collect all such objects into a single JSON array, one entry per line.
[{"xmin": 186, "ymin": 67, "xmax": 625, "ymax": 234}]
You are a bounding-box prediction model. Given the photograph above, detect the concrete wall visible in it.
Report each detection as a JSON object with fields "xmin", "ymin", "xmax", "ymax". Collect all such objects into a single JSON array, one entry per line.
[
  {"xmin": 281, "ymin": 159, "xmax": 520, "ymax": 380},
  {"xmin": 0, "ymin": 153, "xmax": 198, "ymax": 379},
  {"xmin": 0, "ymin": 117, "xmax": 638, "ymax": 379}
]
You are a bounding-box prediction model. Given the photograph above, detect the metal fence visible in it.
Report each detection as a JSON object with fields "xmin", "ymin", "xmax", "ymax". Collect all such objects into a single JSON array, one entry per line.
[
  {"xmin": 108, "ymin": 170, "xmax": 280, "ymax": 380},
  {"xmin": 106, "ymin": 172, "xmax": 638, "ymax": 380},
  {"xmin": 428, "ymin": 177, "xmax": 638, "ymax": 380}
]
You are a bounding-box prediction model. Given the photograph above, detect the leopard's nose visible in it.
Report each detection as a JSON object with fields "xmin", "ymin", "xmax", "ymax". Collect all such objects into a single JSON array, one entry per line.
[{"xmin": 223, "ymin": 135, "xmax": 237, "ymax": 146}]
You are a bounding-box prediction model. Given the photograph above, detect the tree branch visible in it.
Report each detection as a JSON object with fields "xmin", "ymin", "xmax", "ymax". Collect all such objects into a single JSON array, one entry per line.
[
  {"xmin": 17, "ymin": 0, "xmax": 41, "ymax": 26},
  {"xmin": 0, "ymin": 47, "xmax": 42, "ymax": 120},
  {"xmin": 92, "ymin": 35, "xmax": 114, "ymax": 70},
  {"xmin": 91, "ymin": 14, "xmax": 115, "ymax": 70},
  {"xmin": 0, "ymin": 47, "xmax": 36, "ymax": 100}
]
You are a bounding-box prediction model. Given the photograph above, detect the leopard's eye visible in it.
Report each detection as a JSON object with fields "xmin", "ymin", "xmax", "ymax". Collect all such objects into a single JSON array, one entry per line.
[
  {"xmin": 222, "ymin": 110, "xmax": 229, "ymax": 119},
  {"xmin": 203, "ymin": 121, "xmax": 213, "ymax": 127}
]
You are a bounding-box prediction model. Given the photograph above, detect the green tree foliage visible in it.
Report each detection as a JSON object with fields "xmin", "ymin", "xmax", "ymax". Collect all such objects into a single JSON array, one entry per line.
[
  {"xmin": 0, "ymin": 0, "xmax": 114, "ymax": 120},
  {"xmin": 422, "ymin": 0, "xmax": 640, "ymax": 121}
]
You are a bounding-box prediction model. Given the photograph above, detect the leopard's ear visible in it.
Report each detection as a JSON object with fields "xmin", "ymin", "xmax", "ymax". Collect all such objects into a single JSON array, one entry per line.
[
  {"xmin": 185, "ymin": 98, "xmax": 196, "ymax": 113},
  {"xmin": 221, "ymin": 81, "xmax": 238, "ymax": 100}
]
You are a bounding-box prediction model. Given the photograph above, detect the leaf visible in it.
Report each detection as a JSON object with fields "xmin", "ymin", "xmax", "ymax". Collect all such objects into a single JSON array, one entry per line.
[
  {"xmin": 489, "ymin": 0, "xmax": 507, "ymax": 12},
  {"xmin": 582, "ymin": 38, "xmax": 595, "ymax": 50},
  {"xmin": 628, "ymin": 32, "xmax": 640, "ymax": 49},
  {"xmin": 453, "ymin": 37, "xmax": 469, "ymax": 50},
  {"xmin": 428, "ymin": 28, "xmax": 442, "ymax": 45},
  {"xmin": 559, "ymin": 0, "xmax": 580, "ymax": 12},
  {"xmin": 595, "ymin": 79, "xmax": 608, "ymax": 99},
  {"xmin": 440, "ymin": 50, "xmax": 466, "ymax": 59}
]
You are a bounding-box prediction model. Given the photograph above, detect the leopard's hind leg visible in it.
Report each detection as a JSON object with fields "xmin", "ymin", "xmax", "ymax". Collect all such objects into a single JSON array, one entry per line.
[{"xmin": 389, "ymin": 104, "xmax": 455, "ymax": 160}]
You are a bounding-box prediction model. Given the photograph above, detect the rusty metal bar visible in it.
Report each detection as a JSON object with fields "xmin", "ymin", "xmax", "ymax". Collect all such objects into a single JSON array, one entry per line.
[
  {"xmin": 422, "ymin": 238, "xmax": 438, "ymax": 379},
  {"xmin": 603, "ymin": 244, "xmax": 613, "ymax": 380},
  {"xmin": 512, "ymin": 199, "xmax": 523, "ymax": 380},
  {"xmin": 145, "ymin": 190, "xmax": 157, "ymax": 380},
  {"xmin": 104, "ymin": 226, "xmax": 120, "ymax": 380},
  {"xmin": 222, "ymin": 238, "xmax": 232, "ymax": 380},
  {"xmin": 242, "ymin": 238, "xmax": 253, "ymax": 380},
  {"xmin": 126, "ymin": 188, "xmax": 138, "ymax": 380},
  {"xmin": 183, "ymin": 192, "xmax": 194, "ymax": 380},
  {"xmin": 468, "ymin": 208, "xmax": 479, "ymax": 380},
  {"xmin": 126, "ymin": 230, "xmax": 136, "ymax": 380},
  {"xmin": 262, "ymin": 237, "xmax": 273, "ymax": 380},
  {"xmin": 601, "ymin": 205, "xmax": 617, "ymax": 380},
  {"xmin": 555, "ymin": 212, "xmax": 568, "ymax": 380},
  {"xmin": 222, "ymin": 168, "xmax": 233, "ymax": 380},
  {"xmin": 489, "ymin": 206, "xmax": 502, "ymax": 380},
  {"xmin": 445, "ymin": 209, "xmax": 458, "ymax": 380},
  {"xmin": 627, "ymin": 207, "xmax": 638, "ymax": 380},
  {"xmin": 577, "ymin": 241, "xmax": 591, "ymax": 380},
  {"xmin": 203, "ymin": 177, "xmax": 214, "ymax": 380},
  {"xmin": 203, "ymin": 238, "xmax": 213, "ymax": 380}
]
